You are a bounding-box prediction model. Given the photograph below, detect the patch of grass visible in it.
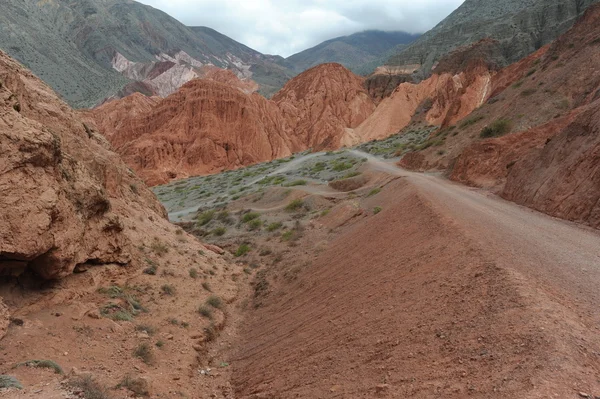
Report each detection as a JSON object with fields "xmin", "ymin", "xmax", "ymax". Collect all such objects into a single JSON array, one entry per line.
[
  {"xmin": 266, "ymin": 222, "xmax": 282, "ymax": 232},
  {"xmin": 197, "ymin": 210, "xmax": 216, "ymax": 226},
  {"xmin": 198, "ymin": 305, "xmax": 213, "ymax": 319},
  {"xmin": 117, "ymin": 375, "xmax": 150, "ymax": 397},
  {"xmin": 143, "ymin": 259, "xmax": 158, "ymax": 275},
  {"xmin": 247, "ymin": 219, "xmax": 262, "ymax": 231},
  {"xmin": 331, "ymin": 161, "xmax": 353, "ymax": 172},
  {"xmin": 155, "ymin": 340, "xmax": 165, "ymax": 348},
  {"xmin": 241, "ymin": 212, "xmax": 260, "ymax": 223},
  {"xmin": 367, "ymin": 188, "xmax": 381, "ymax": 197},
  {"xmin": 14, "ymin": 360, "xmax": 63, "ymax": 374},
  {"xmin": 285, "ymin": 199, "xmax": 305, "ymax": 212},
  {"xmin": 373, "ymin": 207, "xmax": 382, "ymax": 215},
  {"xmin": 212, "ymin": 227, "xmax": 227, "ymax": 236},
  {"xmin": 285, "ymin": 180, "xmax": 307, "ymax": 187},
  {"xmin": 235, "ymin": 244, "xmax": 251, "ymax": 257},
  {"xmin": 202, "ymin": 282, "xmax": 212, "ymax": 292},
  {"xmin": 161, "ymin": 285, "xmax": 176, "ymax": 296},
  {"xmin": 312, "ymin": 162, "xmax": 327, "ymax": 172},
  {"xmin": 480, "ymin": 119, "xmax": 512, "ymax": 138},
  {"xmin": 189, "ymin": 268, "xmax": 198, "ymax": 279},
  {"xmin": 150, "ymin": 240, "xmax": 168, "ymax": 257},
  {"xmin": 320, "ymin": 209, "xmax": 330, "ymax": 217},
  {"xmin": 281, "ymin": 231, "xmax": 294, "ymax": 241},
  {"xmin": 68, "ymin": 376, "xmax": 111, "ymax": 399},
  {"xmin": 458, "ymin": 115, "xmax": 485, "ymax": 129},
  {"xmin": 133, "ymin": 343, "xmax": 154, "ymax": 365},
  {"xmin": 206, "ymin": 296, "xmax": 223, "ymax": 309},
  {"xmin": 343, "ymin": 171, "xmax": 361, "ymax": 179},
  {"xmin": 0, "ymin": 375, "xmax": 22, "ymax": 390}
]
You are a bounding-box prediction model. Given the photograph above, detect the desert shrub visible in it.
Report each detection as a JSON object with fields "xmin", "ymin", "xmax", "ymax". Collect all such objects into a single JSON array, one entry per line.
[
  {"xmin": 204, "ymin": 323, "xmax": 218, "ymax": 342},
  {"xmin": 266, "ymin": 222, "xmax": 282, "ymax": 232},
  {"xmin": 14, "ymin": 360, "xmax": 63, "ymax": 374},
  {"xmin": 373, "ymin": 207, "xmax": 382, "ymax": 215},
  {"xmin": 117, "ymin": 375, "xmax": 150, "ymax": 397},
  {"xmin": 241, "ymin": 212, "xmax": 260, "ymax": 223},
  {"xmin": 480, "ymin": 119, "xmax": 512, "ymax": 138},
  {"xmin": 332, "ymin": 161, "xmax": 353, "ymax": 172},
  {"xmin": 247, "ymin": 219, "xmax": 262, "ymax": 231},
  {"xmin": 343, "ymin": 171, "xmax": 361, "ymax": 179},
  {"xmin": 198, "ymin": 305, "xmax": 213, "ymax": 319},
  {"xmin": 206, "ymin": 296, "xmax": 223, "ymax": 309},
  {"xmin": 69, "ymin": 375, "xmax": 111, "ymax": 399},
  {"xmin": 189, "ymin": 268, "xmax": 198, "ymax": 279},
  {"xmin": 0, "ymin": 375, "xmax": 22, "ymax": 390},
  {"xmin": 133, "ymin": 343, "xmax": 154, "ymax": 365},
  {"xmin": 285, "ymin": 199, "xmax": 304, "ymax": 212},
  {"xmin": 367, "ymin": 188, "xmax": 381, "ymax": 197},
  {"xmin": 521, "ymin": 88, "xmax": 537, "ymax": 96},
  {"xmin": 143, "ymin": 259, "xmax": 157, "ymax": 275},
  {"xmin": 281, "ymin": 231, "xmax": 294, "ymax": 241},
  {"xmin": 150, "ymin": 240, "xmax": 168, "ymax": 256},
  {"xmin": 161, "ymin": 285, "xmax": 176, "ymax": 296},
  {"xmin": 134, "ymin": 325, "xmax": 156, "ymax": 335},
  {"xmin": 197, "ymin": 210, "xmax": 215, "ymax": 226},
  {"xmin": 235, "ymin": 244, "xmax": 251, "ymax": 257},
  {"xmin": 212, "ymin": 227, "xmax": 226, "ymax": 236}
]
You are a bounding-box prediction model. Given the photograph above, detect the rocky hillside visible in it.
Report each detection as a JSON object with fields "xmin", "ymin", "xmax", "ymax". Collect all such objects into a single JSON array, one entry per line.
[
  {"xmin": 0, "ymin": 0, "xmax": 292, "ymax": 107},
  {"xmin": 399, "ymin": 4, "xmax": 600, "ymax": 229},
  {"xmin": 0, "ymin": 49, "xmax": 244, "ymax": 397},
  {"xmin": 387, "ymin": 0, "xmax": 600, "ymax": 76},
  {"xmin": 88, "ymin": 63, "xmax": 375, "ymax": 185},
  {"xmin": 285, "ymin": 30, "xmax": 419, "ymax": 75}
]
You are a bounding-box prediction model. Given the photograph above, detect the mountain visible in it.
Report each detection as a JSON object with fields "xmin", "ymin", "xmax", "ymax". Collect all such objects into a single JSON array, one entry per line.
[
  {"xmin": 86, "ymin": 63, "xmax": 375, "ymax": 185},
  {"xmin": 286, "ymin": 30, "xmax": 420, "ymax": 75},
  {"xmin": 386, "ymin": 0, "xmax": 600, "ymax": 76},
  {"xmin": 0, "ymin": 0, "xmax": 292, "ymax": 107}
]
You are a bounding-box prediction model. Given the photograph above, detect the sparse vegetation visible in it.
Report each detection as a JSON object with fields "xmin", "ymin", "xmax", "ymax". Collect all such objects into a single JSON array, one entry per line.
[
  {"xmin": 117, "ymin": 375, "xmax": 150, "ymax": 397},
  {"xmin": 135, "ymin": 325, "xmax": 156, "ymax": 335},
  {"xmin": 266, "ymin": 222, "xmax": 283, "ymax": 232},
  {"xmin": 458, "ymin": 115, "xmax": 485, "ymax": 129},
  {"xmin": 204, "ymin": 323, "xmax": 218, "ymax": 342},
  {"xmin": 367, "ymin": 188, "xmax": 381, "ymax": 197},
  {"xmin": 206, "ymin": 296, "xmax": 223, "ymax": 309},
  {"xmin": 241, "ymin": 212, "xmax": 260, "ymax": 223},
  {"xmin": 0, "ymin": 375, "xmax": 22, "ymax": 390},
  {"xmin": 373, "ymin": 207, "xmax": 382, "ymax": 215},
  {"xmin": 212, "ymin": 227, "xmax": 227, "ymax": 236},
  {"xmin": 143, "ymin": 259, "xmax": 158, "ymax": 275},
  {"xmin": 14, "ymin": 360, "xmax": 63, "ymax": 374},
  {"xmin": 133, "ymin": 343, "xmax": 154, "ymax": 365},
  {"xmin": 197, "ymin": 210, "xmax": 216, "ymax": 226},
  {"xmin": 235, "ymin": 243, "xmax": 251, "ymax": 257},
  {"xmin": 150, "ymin": 239, "xmax": 169, "ymax": 256},
  {"xmin": 69, "ymin": 376, "xmax": 111, "ymax": 399},
  {"xmin": 285, "ymin": 180, "xmax": 307, "ymax": 187},
  {"xmin": 285, "ymin": 199, "xmax": 305, "ymax": 212},
  {"xmin": 189, "ymin": 268, "xmax": 198, "ymax": 279},
  {"xmin": 161, "ymin": 284, "xmax": 176, "ymax": 296},
  {"xmin": 202, "ymin": 282, "xmax": 212, "ymax": 292},
  {"xmin": 198, "ymin": 305, "xmax": 213, "ymax": 319},
  {"xmin": 521, "ymin": 88, "xmax": 537, "ymax": 96},
  {"xmin": 480, "ymin": 119, "xmax": 512, "ymax": 138}
]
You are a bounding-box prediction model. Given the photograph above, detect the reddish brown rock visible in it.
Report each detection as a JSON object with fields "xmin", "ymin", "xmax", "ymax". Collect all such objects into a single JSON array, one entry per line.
[
  {"xmin": 274, "ymin": 63, "xmax": 375, "ymax": 150},
  {"xmin": 0, "ymin": 298, "xmax": 8, "ymax": 340},
  {"xmin": 0, "ymin": 50, "xmax": 166, "ymax": 279}
]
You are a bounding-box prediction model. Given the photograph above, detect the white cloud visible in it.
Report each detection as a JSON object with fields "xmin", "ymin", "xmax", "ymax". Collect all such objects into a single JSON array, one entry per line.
[{"xmin": 137, "ymin": 0, "xmax": 464, "ymax": 57}]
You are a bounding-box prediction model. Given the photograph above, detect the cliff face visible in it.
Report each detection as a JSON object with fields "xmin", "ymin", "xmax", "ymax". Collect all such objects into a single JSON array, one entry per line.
[
  {"xmin": 387, "ymin": 0, "xmax": 599, "ymax": 76},
  {"xmin": 102, "ymin": 79, "xmax": 302, "ymax": 185},
  {"xmin": 0, "ymin": 50, "xmax": 168, "ymax": 280},
  {"xmin": 274, "ymin": 63, "xmax": 376, "ymax": 150}
]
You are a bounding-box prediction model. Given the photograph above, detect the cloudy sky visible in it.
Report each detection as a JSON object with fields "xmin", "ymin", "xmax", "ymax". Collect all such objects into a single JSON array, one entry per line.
[{"xmin": 136, "ymin": 0, "xmax": 464, "ymax": 57}]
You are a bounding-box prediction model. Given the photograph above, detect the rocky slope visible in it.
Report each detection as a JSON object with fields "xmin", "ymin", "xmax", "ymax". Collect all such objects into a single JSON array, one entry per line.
[
  {"xmin": 387, "ymin": 0, "xmax": 600, "ymax": 76},
  {"xmin": 0, "ymin": 0, "xmax": 293, "ymax": 107},
  {"xmin": 274, "ymin": 63, "xmax": 376, "ymax": 150},
  {"xmin": 0, "ymin": 49, "xmax": 244, "ymax": 398},
  {"xmin": 401, "ymin": 4, "xmax": 600, "ymax": 229},
  {"xmin": 285, "ymin": 30, "xmax": 419, "ymax": 75}
]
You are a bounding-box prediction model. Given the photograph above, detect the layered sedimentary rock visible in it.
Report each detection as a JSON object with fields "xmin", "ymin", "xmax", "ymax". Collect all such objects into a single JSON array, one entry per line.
[
  {"xmin": 274, "ymin": 63, "xmax": 376, "ymax": 150},
  {"xmin": 0, "ymin": 50, "xmax": 166, "ymax": 279}
]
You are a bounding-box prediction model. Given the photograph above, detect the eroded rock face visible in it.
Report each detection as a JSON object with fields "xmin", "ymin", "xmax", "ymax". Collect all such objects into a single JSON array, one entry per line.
[
  {"xmin": 0, "ymin": 298, "xmax": 8, "ymax": 340},
  {"xmin": 103, "ymin": 79, "xmax": 303, "ymax": 185},
  {"xmin": 274, "ymin": 63, "xmax": 376, "ymax": 150},
  {"xmin": 0, "ymin": 50, "xmax": 166, "ymax": 279}
]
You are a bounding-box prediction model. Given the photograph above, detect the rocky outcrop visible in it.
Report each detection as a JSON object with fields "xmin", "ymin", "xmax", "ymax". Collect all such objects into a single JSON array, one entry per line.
[
  {"xmin": 274, "ymin": 63, "xmax": 376, "ymax": 150},
  {"xmin": 387, "ymin": 0, "xmax": 599, "ymax": 76},
  {"xmin": 0, "ymin": 50, "xmax": 166, "ymax": 279},
  {"xmin": 364, "ymin": 73, "xmax": 414, "ymax": 104},
  {"xmin": 102, "ymin": 79, "xmax": 303, "ymax": 185},
  {"xmin": 0, "ymin": 298, "xmax": 8, "ymax": 340}
]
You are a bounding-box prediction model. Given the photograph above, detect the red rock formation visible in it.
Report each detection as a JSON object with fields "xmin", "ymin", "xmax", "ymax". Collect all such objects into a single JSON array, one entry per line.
[
  {"xmin": 0, "ymin": 50, "xmax": 167, "ymax": 279},
  {"xmin": 274, "ymin": 63, "xmax": 375, "ymax": 150},
  {"xmin": 105, "ymin": 79, "xmax": 303, "ymax": 185}
]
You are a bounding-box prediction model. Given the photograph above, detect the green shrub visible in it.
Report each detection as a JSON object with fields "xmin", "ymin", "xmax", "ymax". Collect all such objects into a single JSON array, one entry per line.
[
  {"xmin": 247, "ymin": 219, "xmax": 262, "ymax": 231},
  {"xmin": 0, "ymin": 375, "xmax": 22, "ymax": 390},
  {"xmin": 189, "ymin": 268, "xmax": 198, "ymax": 279},
  {"xmin": 343, "ymin": 171, "xmax": 361, "ymax": 179},
  {"xmin": 68, "ymin": 376, "xmax": 110, "ymax": 399},
  {"xmin": 206, "ymin": 296, "xmax": 223, "ymax": 309},
  {"xmin": 367, "ymin": 188, "xmax": 381, "ymax": 197},
  {"xmin": 285, "ymin": 180, "xmax": 307, "ymax": 187},
  {"xmin": 266, "ymin": 222, "xmax": 283, "ymax": 232},
  {"xmin": 133, "ymin": 343, "xmax": 154, "ymax": 365},
  {"xmin": 480, "ymin": 119, "xmax": 512, "ymax": 138},
  {"xmin": 212, "ymin": 227, "xmax": 226, "ymax": 236},
  {"xmin": 117, "ymin": 375, "xmax": 150, "ymax": 397},
  {"xmin": 198, "ymin": 305, "xmax": 213, "ymax": 319},
  {"xmin": 161, "ymin": 285, "xmax": 176, "ymax": 296},
  {"xmin": 14, "ymin": 360, "xmax": 63, "ymax": 375},
  {"xmin": 332, "ymin": 161, "xmax": 353, "ymax": 172},
  {"xmin": 235, "ymin": 244, "xmax": 251, "ymax": 257},
  {"xmin": 241, "ymin": 212, "xmax": 260, "ymax": 223},
  {"xmin": 373, "ymin": 207, "xmax": 382, "ymax": 215},
  {"xmin": 285, "ymin": 199, "xmax": 304, "ymax": 212},
  {"xmin": 197, "ymin": 210, "xmax": 215, "ymax": 226}
]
